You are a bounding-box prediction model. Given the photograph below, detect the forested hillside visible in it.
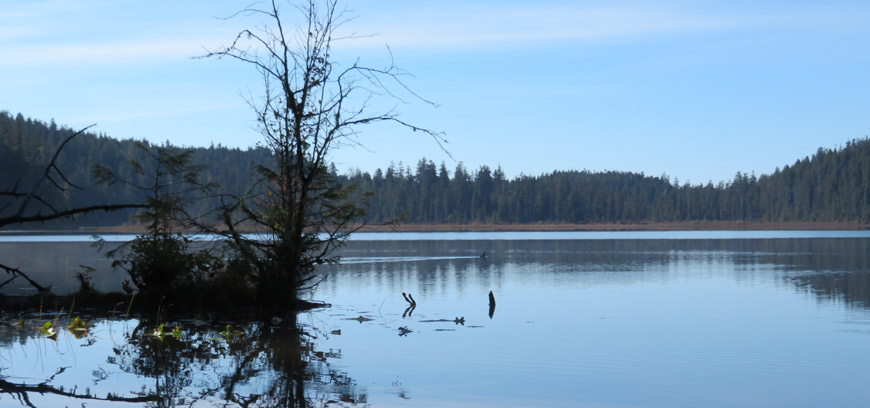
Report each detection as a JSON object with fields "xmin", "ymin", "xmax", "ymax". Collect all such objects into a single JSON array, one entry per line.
[
  {"xmin": 344, "ymin": 139, "xmax": 870, "ymax": 224},
  {"xmin": 2, "ymin": 111, "xmax": 869, "ymax": 228},
  {"xmin": 0, "ymin": 111, "xmax": 270, "ymax": 228}
]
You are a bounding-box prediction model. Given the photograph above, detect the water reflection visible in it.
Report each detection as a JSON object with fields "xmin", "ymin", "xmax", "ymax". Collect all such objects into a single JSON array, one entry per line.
[
  {"xmin": 326, "ymin": 238, "xmax": 870, "ymax": 310},
  {"xmin": 4, "ymin": 237, "xmax": 869, "ymax": 311},
  {"xmin": 0, "ymin": 314, "xmax": 364, "ymax": 407},
  {"xmin": 744, "ymin": 239, "xmax": 870, "ymax": 309},
  {"xmin": 1, "ymin": 235, "xmax": 870, "ymax": 407}
]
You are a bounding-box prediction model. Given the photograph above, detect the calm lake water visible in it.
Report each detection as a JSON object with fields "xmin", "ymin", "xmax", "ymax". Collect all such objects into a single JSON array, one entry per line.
[{"xmin": 1, "ymin": 231, "xmax": 869, "ymax": 407}]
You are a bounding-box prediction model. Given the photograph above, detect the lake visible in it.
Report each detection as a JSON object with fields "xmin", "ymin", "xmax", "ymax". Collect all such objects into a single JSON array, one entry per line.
[{"xmin": 1, "ymin": 231, "xmax": 869, "ymax": 407}]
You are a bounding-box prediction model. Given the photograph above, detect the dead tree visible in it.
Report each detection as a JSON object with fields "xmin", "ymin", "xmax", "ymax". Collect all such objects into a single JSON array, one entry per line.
[{"xmin": 201, "ymin": 0, "xmax": 447, "ymax": 311}]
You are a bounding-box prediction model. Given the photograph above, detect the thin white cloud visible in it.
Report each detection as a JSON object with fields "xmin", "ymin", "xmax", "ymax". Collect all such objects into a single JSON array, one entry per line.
[
  {"xmin": 0, "ymin": 26, "xmax": 42, "ymax": 42},
  {"xmin": 1, "ymin": 33, "xmax": 256, "ymax": 71},
  {"xmin": 4, "ymin": 3, "xmax": 866, "ymax": 70},
  {"xmin": 337, "ymin": 4, "xmax": 870, "ymax": 50},
  {"xmin": 338, "ymin": 6, "xmax": 746, "ymax": 49},
  {"xmin": 3, "ymin": 0, "xmax": 109, "ymax": 20},
  {"xmin": 0, "ymin": 1, "xmax": 239, "ymax": 68},
  {"xmin": 0, "ymin": 36, "xmax": 222, "ymax": 69}
]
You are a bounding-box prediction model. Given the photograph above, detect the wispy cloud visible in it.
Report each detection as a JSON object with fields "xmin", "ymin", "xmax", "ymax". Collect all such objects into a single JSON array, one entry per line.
[
  {"xmin": 3, "ymin": 0, "xmax": 109, "ymax": 20},
  {"xmin": 337, "ymin": 4, "xmax": 869, "ymax": 50},
  {"xmin": 6, "ymin": 2, "xmax": 864, "ymax": 68},
  {"xmin": 0, "ymin": 1, "xmax": 233, "ymax": 68},
  {"xmin": 338, "ymin": 5, "xmax": 746, "ymax": 49},
  {"xmin": 0, "ymin": 38, "xmax": 213, "ymax": 68}
]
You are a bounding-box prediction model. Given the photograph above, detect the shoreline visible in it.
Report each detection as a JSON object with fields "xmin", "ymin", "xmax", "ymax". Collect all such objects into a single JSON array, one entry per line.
[
  {"xmin": 357, "ymin": 221, "xmax": 870, "ymax": 232},
  {"xmin": 2, "ymin": 221, "xmax": 868, "ymax": 235}
]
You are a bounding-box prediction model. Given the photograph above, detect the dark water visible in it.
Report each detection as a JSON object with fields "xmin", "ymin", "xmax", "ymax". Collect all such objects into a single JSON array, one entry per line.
[{"xmin": 0, "ymin": 232, "xmax": 869, "ymax": 407}]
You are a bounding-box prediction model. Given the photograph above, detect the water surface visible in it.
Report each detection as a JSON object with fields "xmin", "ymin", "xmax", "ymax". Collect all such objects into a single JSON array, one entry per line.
[
  {"xmin": 0, "ymin": 232, "xmax": 868, "ymax": 407},
  {"xmin": 311, "ymin": 236, "xmax": 870, "ymax": 407}
]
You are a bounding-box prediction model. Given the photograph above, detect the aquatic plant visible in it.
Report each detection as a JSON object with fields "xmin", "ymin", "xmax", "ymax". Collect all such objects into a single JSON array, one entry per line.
[
  {"xmin": 66, "ymin": 316, "xmax": 88, "ymax": 338},
  {"xmin": 151, "ymin": 323, "xmax": 166, "ymax": 339},
  {"xmin": 41, "ymin": 321, "xmax": 58, "ymax": 339},
  {"xmin": 67, "ymin": 316, "xmax": 86, "ymax": 330},
  {"xmin": 220, "ymin": 324, "xmax": 241, "ymax": 339}
]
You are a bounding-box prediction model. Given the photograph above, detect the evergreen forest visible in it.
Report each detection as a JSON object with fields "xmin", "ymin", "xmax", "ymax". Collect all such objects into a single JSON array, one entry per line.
[
  {"xmin": 2, "ymin": 111, "xmax": 870, "ymax": 229},
  {"xmin": 346, "ymin": 142, "xmax": 870, "ymax": 224},
  {"xmin": 0, "ymin": 111, "xmax": 270, "ymax": 228}
]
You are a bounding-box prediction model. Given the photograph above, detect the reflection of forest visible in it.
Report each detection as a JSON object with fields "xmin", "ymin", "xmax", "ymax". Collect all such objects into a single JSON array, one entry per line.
[
  {"xmin": 331, "ymin": 238, "xmax": 870, "ymax": 310},
  {"xmin": 111, "ymin": 317, "xmax": 367, "ymax": 407},
  {"xmin": 3, "ymin": 238, "xmax": 867, "ymax": 307},
  {"xmin": 0, "ymin": 315, "xmax": 365, "ymax": 407},
  {"xmin": 759, "ymin": 239, "xmax": 870, "ymax": 309}
]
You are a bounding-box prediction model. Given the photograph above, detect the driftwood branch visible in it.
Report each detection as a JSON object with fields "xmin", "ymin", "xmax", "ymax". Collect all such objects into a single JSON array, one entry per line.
[
  {"xmin": 0, "ymin": 262, "xmax": 50, "ymax": 293},
  {"xmin": 0, "ymin": 202, "xmax": 145, "ymax": 293}
]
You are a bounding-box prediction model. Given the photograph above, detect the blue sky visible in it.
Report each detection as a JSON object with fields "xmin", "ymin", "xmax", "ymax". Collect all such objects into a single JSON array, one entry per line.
[{"xmin": 2, "ymin": 0, "xmax": 868, "ymax": 184}]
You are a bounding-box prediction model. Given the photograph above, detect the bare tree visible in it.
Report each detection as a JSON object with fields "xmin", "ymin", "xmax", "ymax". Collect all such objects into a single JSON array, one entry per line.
[
  {"xmin": 0, "ymin": 126, "xmax": 145, "ymax": 293},
  {"xmin": 203, "ymin": 0, "xmax": 446, "ymax": 311}
]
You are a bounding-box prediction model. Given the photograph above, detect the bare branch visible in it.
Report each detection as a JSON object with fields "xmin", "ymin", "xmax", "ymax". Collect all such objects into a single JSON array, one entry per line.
[
  {"xmin": 0, "ymin": 203, "xmax": 145, "ymax": 229},
  {"xmin": 13, "ymin": 125, "xmax": 95, "ymax": 218},
  {"xmin": 0, "ymin": 262, "xmax": 50, "ymax": 293}
]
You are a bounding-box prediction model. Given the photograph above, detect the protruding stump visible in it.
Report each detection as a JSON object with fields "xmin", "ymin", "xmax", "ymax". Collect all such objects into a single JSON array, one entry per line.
[
  {"xmin": 402, "ymin": 292, "xmax": 417, "ymax": 318},
  {"xmin": 488, "ymin": 290, "xmax": 496, "ymax": 319}
]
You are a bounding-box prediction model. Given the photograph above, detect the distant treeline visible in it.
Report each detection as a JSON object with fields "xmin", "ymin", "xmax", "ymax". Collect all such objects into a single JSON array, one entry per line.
[
  {"xmin": 344, "ymin": 142, "xmax": 870, "ymax": 224},
  {"xmin": 0, "ymin": 111, "xmax": 270, "ymax": 228},
  {"xmin": 2, "ymin": 111, "xmax": 869, "ymax": 228}
]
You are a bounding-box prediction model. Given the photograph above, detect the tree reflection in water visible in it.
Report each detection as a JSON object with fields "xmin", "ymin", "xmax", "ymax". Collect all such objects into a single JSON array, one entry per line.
[{"xmin": 0, "ymin": 314, "xmax": 365, "ymax": 407}]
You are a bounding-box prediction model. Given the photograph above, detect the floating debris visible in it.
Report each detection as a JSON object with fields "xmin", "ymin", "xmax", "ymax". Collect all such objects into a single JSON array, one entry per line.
[{"xmin": 345, "ymin": 316, "xmax": 374, "ymax": 323}]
